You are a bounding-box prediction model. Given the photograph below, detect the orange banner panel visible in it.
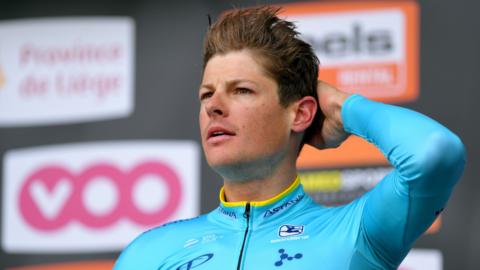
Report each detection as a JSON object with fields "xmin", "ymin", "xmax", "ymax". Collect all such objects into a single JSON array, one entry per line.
[
  {"xmin": 8, "ymin": 260, "xmax": 115, "ymax": 270},
  {"xmin": 320, "ymin": 62, "xmax": 418, "ymax": 103},
  {"xmin": 426, "ymin": 216, "xmax": 441, "ymax": 234},
  {"xmin": 297, "ymin": 136, "xmax": 388, "ymax": 169}
]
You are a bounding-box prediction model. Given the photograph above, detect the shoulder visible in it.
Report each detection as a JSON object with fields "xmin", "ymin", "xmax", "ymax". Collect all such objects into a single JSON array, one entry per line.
[
  {"xmin": 114, "ymin": 215, "xmax": 209, "ymax": 270},
  {"xmin": 132, "ymin": 214, "xmax": 208, "ymax": 248},
  {"xmin": 302, "ymin": 195, "xmax": 368, "ymax": 230}
]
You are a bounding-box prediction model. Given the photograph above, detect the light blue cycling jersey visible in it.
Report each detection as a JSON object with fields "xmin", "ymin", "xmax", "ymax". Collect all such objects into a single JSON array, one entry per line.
[{"xmin": 114, "ymin": 95, "xmax": 466, "ymax": 270}]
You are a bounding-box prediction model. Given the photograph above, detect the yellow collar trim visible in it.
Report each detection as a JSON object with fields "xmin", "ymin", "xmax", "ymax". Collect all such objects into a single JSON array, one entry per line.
[{"xmin": 219, "ymin": 177, "xmax": 300, "ymax": 207}]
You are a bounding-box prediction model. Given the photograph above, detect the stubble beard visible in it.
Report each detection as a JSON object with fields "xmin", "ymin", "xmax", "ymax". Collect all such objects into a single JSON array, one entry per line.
[{"xmin": 209, "ymin": 147, "xmax": 290, "ymax": 183}]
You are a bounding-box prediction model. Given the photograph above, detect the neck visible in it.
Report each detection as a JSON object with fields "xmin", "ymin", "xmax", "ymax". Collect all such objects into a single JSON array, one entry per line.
[{"xmin": 221, "ymin": 157, "xmax": 297, "ymax": 202}]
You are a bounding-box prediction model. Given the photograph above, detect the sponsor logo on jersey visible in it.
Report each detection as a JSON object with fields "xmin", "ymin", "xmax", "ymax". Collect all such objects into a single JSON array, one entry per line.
[
  {"xmin": 219, "ymin": 206, "xmax": 237, "ymax": 219},
  {"xmin": 184, "ymin": 238, "xmax": 200, "ymax": 248},
  {"xmin": 279, "ymin": 225, "xmax": 304, "ymax": 237},
  {"xmin": 202, "ymin": 233, "xmax": 221, "ymax": 244},
  {"xmin": 183, "ymin": 234, "xmax": 222, "ymax": 249},
  {"xmin": 270, "ymin": 232, "xmax": 310, "ymax": 244},
  {"xmin": 176, "ymin": 253, "xmax": 214, "ymax": 270},
  {"xmin": 264, "ymin": 194, "xmax": 304, "ymax": 218},
  {"xmin": 2, "ymin": 141, "xmax": 199, "ymax": 253},
  {"xmin": 274, "ymin": 249, "xmax": 303, "ymax": 267}
]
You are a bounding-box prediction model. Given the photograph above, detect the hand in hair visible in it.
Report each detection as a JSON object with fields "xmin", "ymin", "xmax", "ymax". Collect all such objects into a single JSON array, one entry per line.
[{"xmin": 307, "ymin": 81, "xmax": 351, "ymax": 149}]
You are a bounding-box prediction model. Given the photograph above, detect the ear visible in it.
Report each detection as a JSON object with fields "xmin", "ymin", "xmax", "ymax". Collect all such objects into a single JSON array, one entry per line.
[{"xmin": 291, "ymin": 96, "xmax": 317, "ymax": 133}]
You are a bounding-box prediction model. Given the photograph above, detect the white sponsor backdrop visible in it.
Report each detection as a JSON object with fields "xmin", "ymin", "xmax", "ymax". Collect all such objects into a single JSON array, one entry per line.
[
  {"xmin": 282, "ymin": 3, "xmax": 416, "ymax": 100},
  {"xmin": 2, "ymin": 141, "xmax": 199, "ymax": 253},
  {"xmin": 400, "ymin": 249, "xmax": 443, "ymax": 270},
  {"xmin": 0, "ymin": 17, "xmax": 135, "ymax": 127},
  {"xmin": 287, "ymin": 9, "xmax": 404, "ymax": 66}
]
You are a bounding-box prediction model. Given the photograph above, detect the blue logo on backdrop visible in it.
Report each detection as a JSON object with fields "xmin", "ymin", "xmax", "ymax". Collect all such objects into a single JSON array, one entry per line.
[
  {"xmin": 175, "ymin": 253, "xmax": 214, "ymax": 270},
  {"xmin": 278, "ymin": 225, "xmax": 304, "ymax": 237},
  {"xmin": 274, "ymin": 249, "xmax": 303, "ymax": 267}
]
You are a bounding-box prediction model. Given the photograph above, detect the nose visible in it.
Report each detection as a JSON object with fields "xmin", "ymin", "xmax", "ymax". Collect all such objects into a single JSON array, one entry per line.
[{"xmin": 205, "ymin": 91, "xmax": 227, "ymax": 118}]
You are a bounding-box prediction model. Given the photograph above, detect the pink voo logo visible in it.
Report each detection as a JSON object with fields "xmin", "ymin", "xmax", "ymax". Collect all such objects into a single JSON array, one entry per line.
[{"xmin": 19, "ymin": 161, "xmax": 182, "ymax": 230}]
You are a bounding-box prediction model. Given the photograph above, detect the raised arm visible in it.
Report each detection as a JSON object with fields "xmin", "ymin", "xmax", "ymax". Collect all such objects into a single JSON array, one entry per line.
[
  {"xmin": 309, "ymin": 82, "xmax": 466, "ymax": 268},
  {"xmin": 343, "ymin": 94, "xmax": 465, "ymax": 267}
]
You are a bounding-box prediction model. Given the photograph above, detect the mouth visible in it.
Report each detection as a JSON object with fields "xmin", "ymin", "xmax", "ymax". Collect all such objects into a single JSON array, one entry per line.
[{"xmin": 207, "ymin": 126, "xmax": 236, "ymax": 142}]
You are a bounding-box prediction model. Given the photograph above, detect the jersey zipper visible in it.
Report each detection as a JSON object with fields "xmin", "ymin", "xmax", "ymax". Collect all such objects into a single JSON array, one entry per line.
[{"xmin": 236, "ymin": 203, "xmax": 251, "ymax": 270}]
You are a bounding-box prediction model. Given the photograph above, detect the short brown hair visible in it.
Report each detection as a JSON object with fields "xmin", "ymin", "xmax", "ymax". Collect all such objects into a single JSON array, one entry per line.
[{"xmin": 203, "ymin": 6, "xmax": 322, "ymax": 147}]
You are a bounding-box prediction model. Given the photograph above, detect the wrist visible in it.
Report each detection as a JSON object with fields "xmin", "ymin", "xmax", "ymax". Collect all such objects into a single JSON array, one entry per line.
[
  {"xmin": 340, "ymin": 94, "xmax": 371, "ymax": 135},
  {"xmin": 331, "ymin": 91, "xmax": 351, "ymax": 127}
]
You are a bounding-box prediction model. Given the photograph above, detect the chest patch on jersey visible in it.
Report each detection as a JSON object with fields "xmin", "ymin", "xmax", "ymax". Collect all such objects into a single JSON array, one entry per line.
[
  {"xmin": 274, "ymin": 248, "xmax": 303, "ymax": 267},
  {"xmin": 270, "ymin": 225, "xmax": 310, "ymax": 243},
  {"xmin": 278, "ymin": 225, "xmax": 304, "ymax": 237}
]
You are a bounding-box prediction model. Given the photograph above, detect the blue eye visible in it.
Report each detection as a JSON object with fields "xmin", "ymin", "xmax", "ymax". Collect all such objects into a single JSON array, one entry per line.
[
  {"xmin": 200, "ymin": 92, "xmax": 213, "ymax": 101},
  {"xmin": 236, "ymin": 88, "xmax": 252, "ymax": 94}
]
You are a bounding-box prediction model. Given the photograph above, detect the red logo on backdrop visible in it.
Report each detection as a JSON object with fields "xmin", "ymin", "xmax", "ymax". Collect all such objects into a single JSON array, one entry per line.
[{"xmin": 19, "ymin": 161, "xmax": 182, "ymax": 230}]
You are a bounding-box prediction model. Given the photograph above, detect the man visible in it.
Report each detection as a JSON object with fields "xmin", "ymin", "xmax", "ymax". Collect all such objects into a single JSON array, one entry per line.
[{"xmin": 114, "ymin": 6, "xmax": 465, "ymax": 270}]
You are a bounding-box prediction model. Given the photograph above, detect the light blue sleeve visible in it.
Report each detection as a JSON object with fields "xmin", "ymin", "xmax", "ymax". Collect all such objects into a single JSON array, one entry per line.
[
  {"xmin": 341, "ymin": 95, "xmax": 466, "ymax": 268},
  {"xmin": 114, "ymin": 228, "xmax": 168, "ymax": 270}
]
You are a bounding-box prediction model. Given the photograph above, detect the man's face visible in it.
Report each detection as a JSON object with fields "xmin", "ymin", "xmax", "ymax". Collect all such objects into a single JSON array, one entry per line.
[{"xmin": 199, "ymin": 50, "xmax": 295, "ymax": 179}]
